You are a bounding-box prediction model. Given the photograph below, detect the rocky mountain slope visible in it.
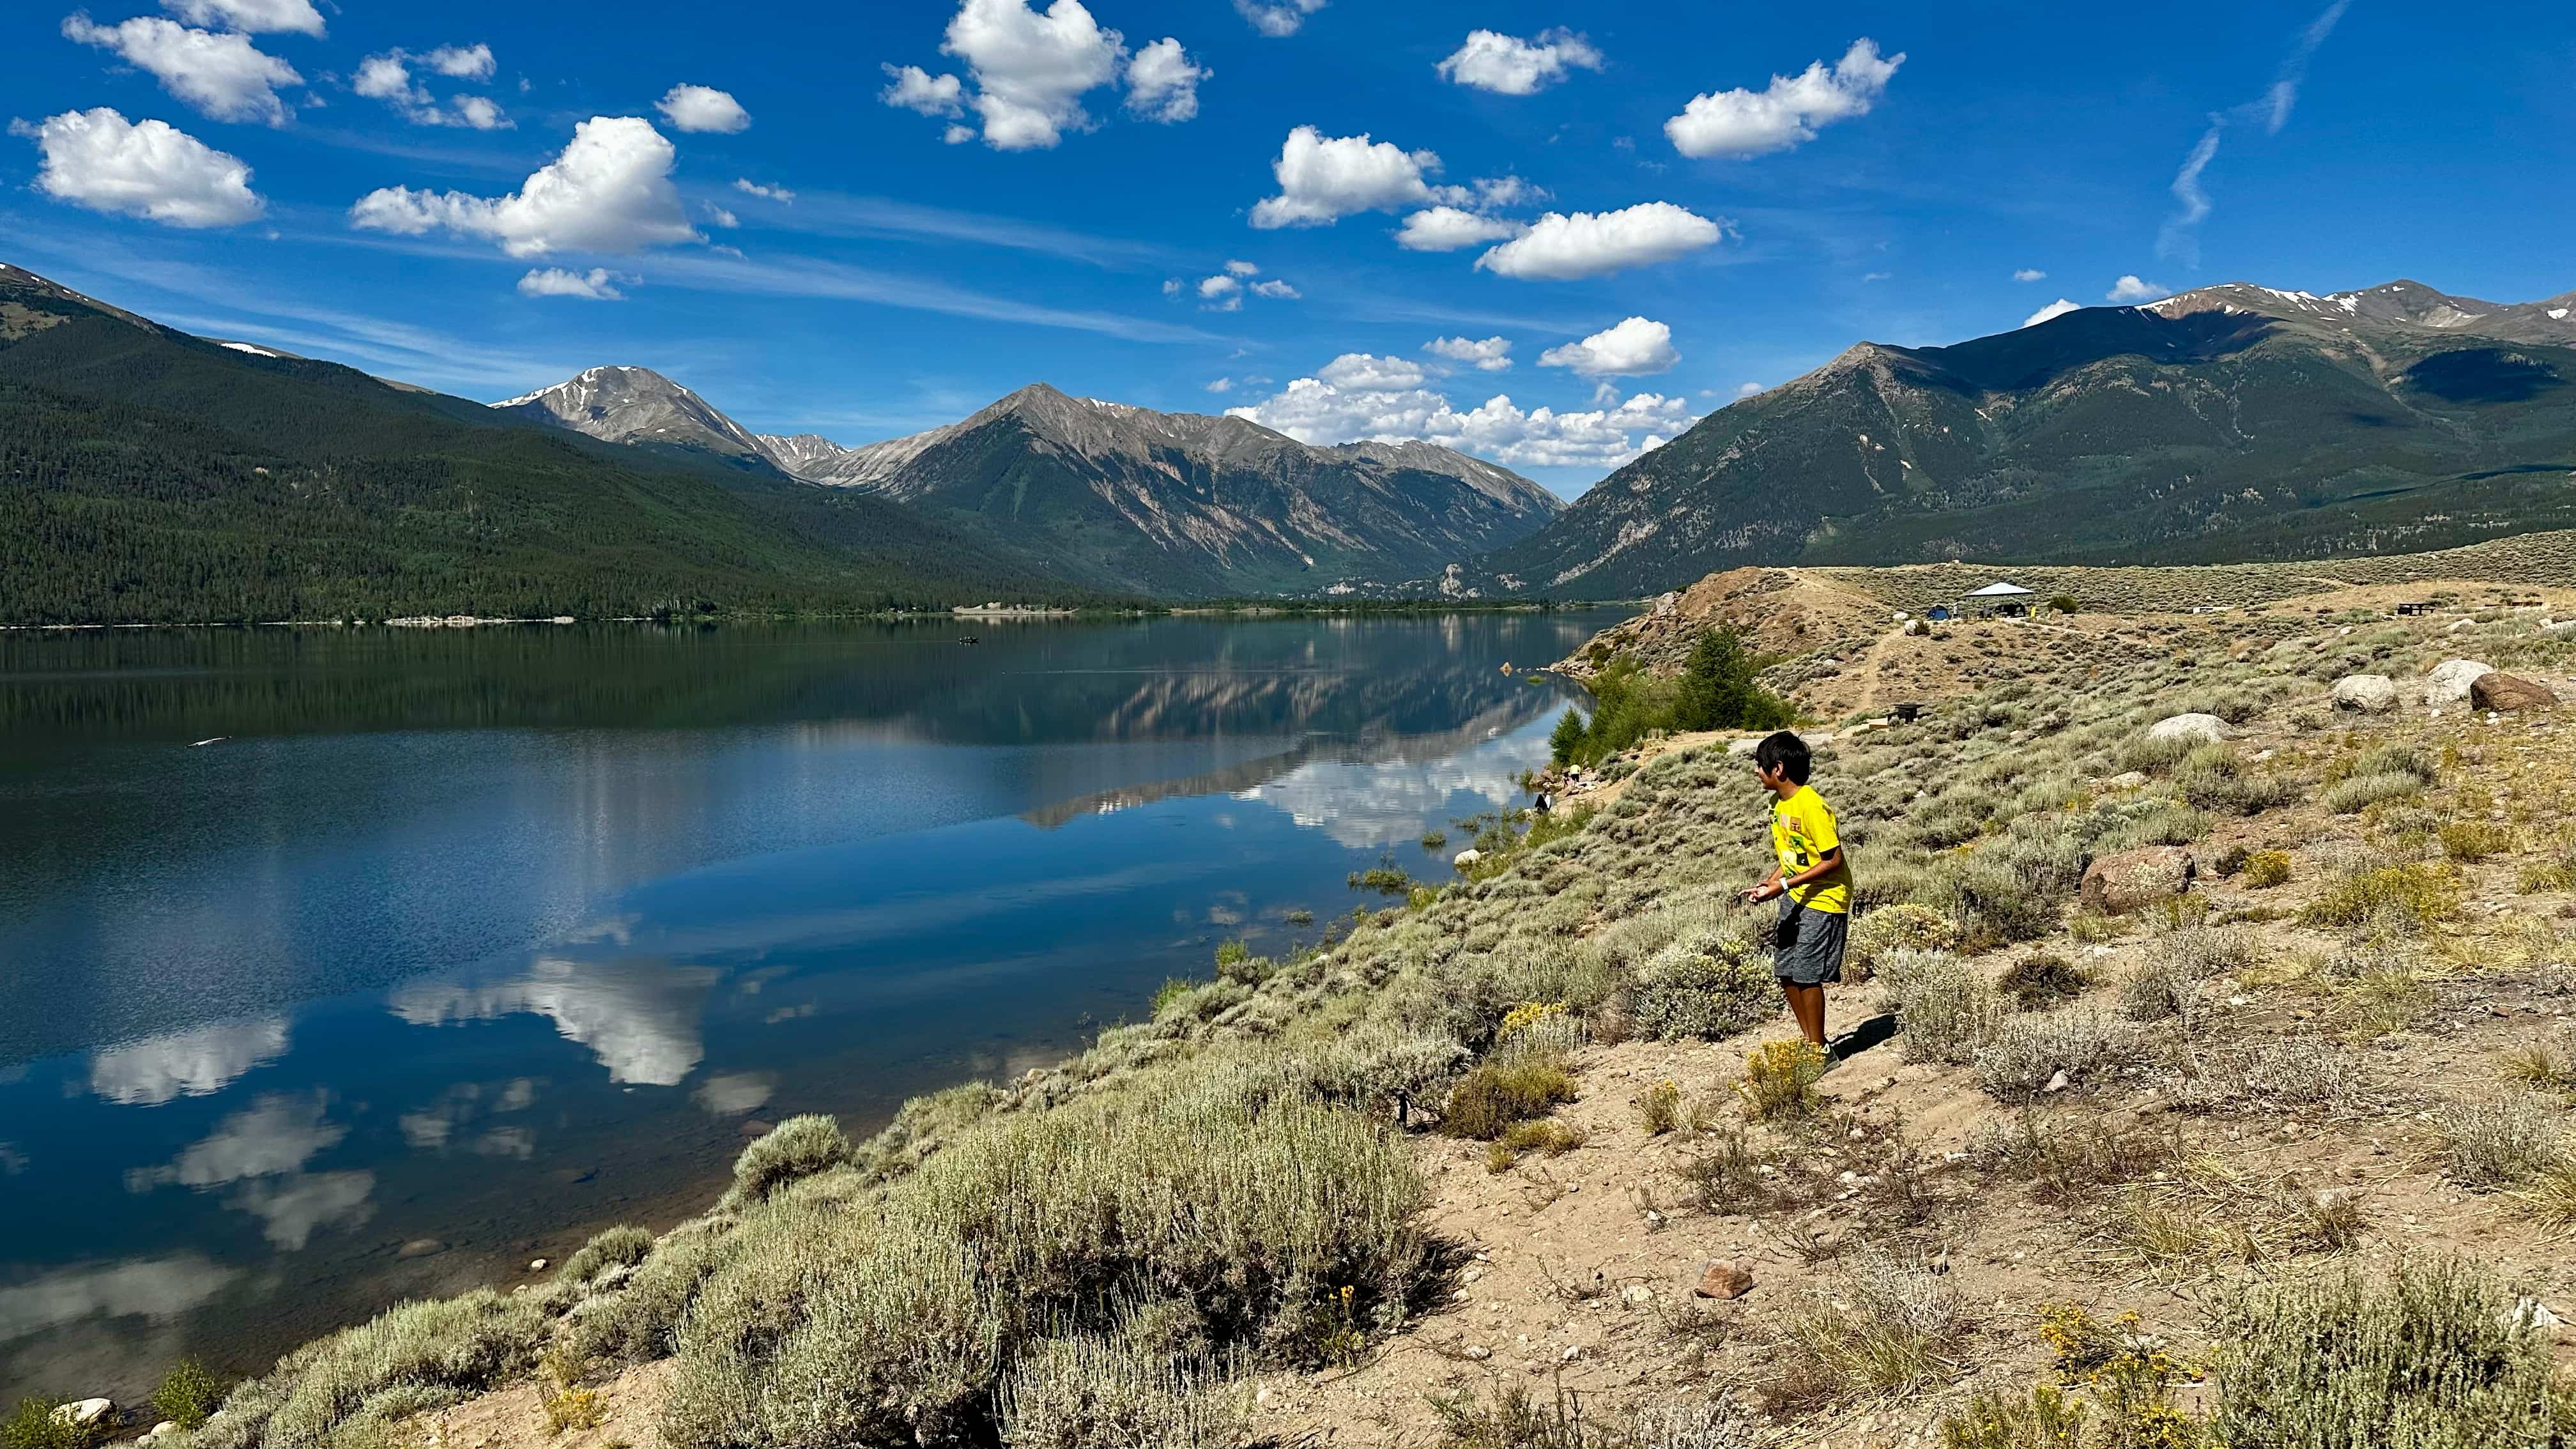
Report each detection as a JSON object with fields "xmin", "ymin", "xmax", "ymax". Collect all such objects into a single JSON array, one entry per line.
[
  {"xmin": 495, "ymin": 371, "xmax": 1565, "ymax": 597},
  {"xmin": 493, "ymin": 366, "xmax": 770, "ymax": 463},
  {"xmin": 1476, "ymin": 278, "xmax": 2576, "ymax": 597},
  {"xmin": 0, "ymin": 264, "xmax": 1064, "ymax": 623}
]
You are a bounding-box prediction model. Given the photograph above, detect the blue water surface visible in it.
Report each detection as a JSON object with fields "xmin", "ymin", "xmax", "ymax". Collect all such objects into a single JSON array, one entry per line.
[{"xmin": 0, "ymin": 611, "xmax": 1620, "ymax": 1402}]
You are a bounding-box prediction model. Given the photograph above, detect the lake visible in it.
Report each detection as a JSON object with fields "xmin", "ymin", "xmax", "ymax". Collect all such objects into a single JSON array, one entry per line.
[{"xmin": 0, "ymin": 611, "xmax": 1622, "ymax": 1404}]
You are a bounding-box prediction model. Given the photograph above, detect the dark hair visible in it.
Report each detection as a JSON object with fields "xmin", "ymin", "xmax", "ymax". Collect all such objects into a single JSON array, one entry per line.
[{"xmin": 1753, "ymin": 730, "xmax": 1811, "ymax": 785}]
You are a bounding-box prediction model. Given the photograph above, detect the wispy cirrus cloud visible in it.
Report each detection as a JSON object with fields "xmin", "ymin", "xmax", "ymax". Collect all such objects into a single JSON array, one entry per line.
[{"xmin": 2158, "ymin": 0, "xmax": 2351, "ymax": 266}]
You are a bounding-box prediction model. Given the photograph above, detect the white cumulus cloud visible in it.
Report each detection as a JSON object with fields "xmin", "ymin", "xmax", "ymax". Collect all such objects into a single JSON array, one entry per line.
[
  {"xmin": 424, "ymin": 43, "xmax": 494, "ymax": 79},
  {"xmin": 1235, "ymin": 0, "xmax": 1324, "ymax": 36},
  {"xmin": 1538, "ymin": 316, "xmax": 1678, "ymax": 377},
  {"xmin": 884, "ymin": 1, "xmax": 1206, "ymax": 147},
  {"xmin": 2106, "ymin": 275, "xmax": 2170, "ymax": 304},
  {"xmin": 733, "ymin": 177, "xmax": 794, "ymax": 201},
  {"xmin": 61, "ymin": 15, "xmax": 302, "ymax": 126},
  {"xmin": 942, "ymin": 0, "xmax": 1124, "ymax": 150},
  {"xmin": 881, "ymin": 64, "xmax": 965, "ymax": 116},
  {"xmin": 1436, "ymin": 27, "xmax": 1602, "ymax": 96},
  {"xmin": 160, "ymin": 0, "xmax": 323, "ymax": 36},
  {"xmin": 1205, "ymin": 376, "xmax": 1234, "ymax": 393},
  {"xmin": 1396, "ymin": 205, "xmax": 1527, "ymax": 252},
  {"xmin": 1253, "ymin": 126, "xmax": 1458, "ymax": 229},
  {"xmin": 1124, "ymin": 37, "xmax": 1208, "ymax": 123},
  {"xmin": 451, "ymin": 95, "xmax": 509, "ymax": 130},
  {"xmin": 349, "ymin": 115, "xmax": 699, "ymax": 257},
  {"xmin": 2013, "ymin": 267, "xmax": 2047, "ymax": 282},
  {"xmin": 1227, "ymin": 355, "xmax": 1698, "ymax": 471},
  {"xmin": 353, "ymin": 50, "xmax": 509, "ymax": 128},
  {"xmin": 1317, "ymin": 353, "xmax": 1429, "ymax": 390},
  {"xmin": 1475, "ymin": 202, "xmax": 1724, "ymax": 280},
  {"xmin": 1665, "ymin": 38, "xmax": 1902, "ymax": 158},
  {"xmin": 1224, "ymin": 259, "xmax": 1259, "ymax": 276},
  {"xmin": 2021, "ymin": 298, "xmax": 2081, "ymax": 328},
  {"xmin": 518, "ymin": 266, "xmax": 627, "ymax": 300},
  {"xmin": 1425, "ymin": 335, "xmax": 1512, "ymax": 371},
  {"xmin": 15, "ymin": 107, "xmax": 265, "ymax": 227},
  {"xmin": 658, "ymin": 84, "xmax": 749, "ymax": 133},
  {"xmin": 1250, "ymin": 278, "xmax": 1298, "ymax": 298}
]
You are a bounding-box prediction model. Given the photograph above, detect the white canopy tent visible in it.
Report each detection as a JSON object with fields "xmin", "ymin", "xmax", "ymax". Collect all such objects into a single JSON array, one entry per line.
[{"xmin": 1963, "ymin": 581, "xmax": 2037, "ymax": 617}]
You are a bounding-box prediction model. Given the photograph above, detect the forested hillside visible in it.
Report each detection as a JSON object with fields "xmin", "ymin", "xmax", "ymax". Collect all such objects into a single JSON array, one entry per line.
[{"xmin": 0, "ymin": 266, "xmax": 1071, "ymax": 624}]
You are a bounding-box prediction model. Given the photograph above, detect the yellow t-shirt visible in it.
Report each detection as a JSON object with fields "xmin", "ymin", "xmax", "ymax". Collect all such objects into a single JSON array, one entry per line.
[{"xmin": 1769, "ymin": 785, "xmax": 1851, "ymax": 914}]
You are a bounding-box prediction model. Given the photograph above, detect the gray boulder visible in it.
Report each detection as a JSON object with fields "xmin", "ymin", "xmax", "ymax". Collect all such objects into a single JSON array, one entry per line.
[
  {"xmin": 2146, "ymin": 714, "xmax": 2228, "ymax": 746},
  {"xmin": 2426, "ymin": 659, "xmax": 2496, "ymax": 705},
  {"xmin": 2081, "ymin": 847, "xmax": 2197, "ymax": 915},
  {"xmin": 2331, "ymin": 675, "xmax": 2398, "ymax": 714}
]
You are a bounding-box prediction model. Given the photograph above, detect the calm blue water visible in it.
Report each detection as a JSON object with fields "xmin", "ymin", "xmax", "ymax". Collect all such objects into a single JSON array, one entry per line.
[{"xmin": 0, "ymin": 613, "xmax": 1618, "ymax": 1403}]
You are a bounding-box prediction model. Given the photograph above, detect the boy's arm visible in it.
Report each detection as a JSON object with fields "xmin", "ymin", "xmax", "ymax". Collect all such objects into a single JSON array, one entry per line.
[{"xmin": 1751, "ymin": 847, "xmax": 1844, "ymax": 901}]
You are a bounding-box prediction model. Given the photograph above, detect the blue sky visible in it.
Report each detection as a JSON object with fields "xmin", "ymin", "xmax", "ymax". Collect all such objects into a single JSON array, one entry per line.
[{"xmin": 5, "ymin": 1, "xmax": 2572, "ymax": 495}]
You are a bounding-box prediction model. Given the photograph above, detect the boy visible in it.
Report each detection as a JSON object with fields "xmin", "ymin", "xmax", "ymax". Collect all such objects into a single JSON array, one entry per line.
[{"xmin": 1740, "ymin": 730, "xmax": 1853, "ymax": 1058}]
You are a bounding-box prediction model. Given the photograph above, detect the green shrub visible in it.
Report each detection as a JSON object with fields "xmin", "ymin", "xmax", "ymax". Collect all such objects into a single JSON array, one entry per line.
[
  {"xmin": 2205, "ymin": 1258, "xmax": 2576, "ymax": 1448},
  {"xmin": 2435, "ymin": 1094, "xmax": 2571, "ymax": 1187},
  {"xmin": 995, "ymin": 1334, "xmax": 1249, "ymax": 1449},
  {"xmin": 662, "ymin": 1076, "xmax": 1429, "ymax": 1449},
  {"xmin": 2242, "ymin": 850, "xmax": 2293, "ymax": 889},
  {"xmin": 1778, "ymin": 1248, "xmax": 1966, "ymax": 1402},
  {"xmin": 2175, "ymin": 745, "xmax": 2302, "ymax": 816},
  {"xmin": 1849, "ymin": 903, "xmax": 1962, "ymax": 977},
  {"xmin": 565, "ymin": 1217, "xmax": 739, "ymax": 1367},
  {"xmin": 1878, "ymin": 949, "xmax": 2002, "ymax": 1065},
  {"xmin": 1629, "ymin": 925, "xmax": 1778, "ymax": 1040},
  {"xmin": 1974, "ymin": 1011, "xmax": 2149, "ymax": 1103},
  {"xmin": 154, "ymin": 1358, "xmax": 226, "ymax": 1431},
  {"xmin": 203, "ymin": 1289, "xmax": 548, "ymax": 1449},
  {"xmin": 1920, "ymin": 854, "xmax": 2057, "ymax": 949},
  {"xmin": 2, "ymin": 1400, "xmax": 95, "ymax": 1449},
  {"xmin": 2300, "ymin": 864, "xmax": 2460, "ymax": 932},
  {"xmin": 559, "ymin": 1225, "xmax": 656, "ymax": 1288},
  {"xmin": 2439, "ymin": 820, "xmax": 2515, "ymax": 863},
  {"xmin": 2322, "ymin": 770, "xmax": 2426, "ymax": 815},
  {"xmin": 723, "ymin": 1114, "xmax": 854, "ymax": 1209},
  {"xmin": 1998, "ymin": 953, "xmax": 2089, "ymax": 1010},
  {"xmin": 1442, "ymin": 1054, "xmax": 1577, "ymax": 1140}
]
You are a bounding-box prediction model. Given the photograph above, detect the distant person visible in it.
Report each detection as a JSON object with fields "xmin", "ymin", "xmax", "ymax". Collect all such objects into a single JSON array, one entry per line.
[{"xmin": 1740, "ymin": 731, "xmax": 1853, "ymax": 1063}]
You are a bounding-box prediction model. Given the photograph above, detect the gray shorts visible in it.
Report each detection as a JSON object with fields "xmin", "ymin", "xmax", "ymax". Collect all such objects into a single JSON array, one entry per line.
[{"xmin": 1774, "ymin": 897, "xmax": 1848, "ymax": 986}]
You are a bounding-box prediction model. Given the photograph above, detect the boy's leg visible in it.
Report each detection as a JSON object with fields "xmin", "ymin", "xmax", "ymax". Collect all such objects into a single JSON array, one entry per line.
[{"xmin": 1781, "ymin": 982, "xmax": 1826, "ymax": 1046}]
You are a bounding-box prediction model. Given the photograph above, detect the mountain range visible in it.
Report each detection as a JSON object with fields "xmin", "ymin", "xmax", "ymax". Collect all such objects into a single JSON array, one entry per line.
[
  {"xmin": 7, "ymin": 259, "xmax": 2575, "ymax": 623},
  {"xmin": 495, "ymin": 367, "xmax": 1563, "ymax": 595},
  {"xmin": 0, "ymin": 264, "xmax": 1049, "ymax": 624},
  {"xmin": 1473, "ymin": 277, "xmax": 2576, "ymax": 597}
]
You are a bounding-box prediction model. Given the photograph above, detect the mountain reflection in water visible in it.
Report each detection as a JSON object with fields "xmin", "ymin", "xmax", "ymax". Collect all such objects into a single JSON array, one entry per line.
[{"xmin": 0, "ymin": 610, "xmax": 1626, "ymax": 1404}]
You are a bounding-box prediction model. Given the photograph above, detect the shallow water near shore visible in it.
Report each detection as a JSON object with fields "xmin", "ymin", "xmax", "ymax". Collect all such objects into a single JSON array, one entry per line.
[{"xmin": 0, "ymin": 611, "xmax": 1621, "ymax": 1404}]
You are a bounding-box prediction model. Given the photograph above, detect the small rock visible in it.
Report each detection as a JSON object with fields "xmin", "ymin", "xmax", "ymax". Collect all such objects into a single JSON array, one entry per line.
[
  {"xmin": 1695, "ymin": 1259, "xmax": 1756, "ymax": 1300},
  {"xmin": 1464, "ymin": 1346, "xmax": 1491, "ymax": 1361},
  {"xmin": 53, "ymin": 1402, "xmax": 112, "ymax": 1430},
  {"xmin": 2472, "ymin": 672, "xmax": 2561, "ymax": 713},
  {"xmin": 1560, "ymin": 1345, "xmax": 1581, "ymax": 1362},
  {"xmin": 1453, "ymin": 848, "xmax": 1484, "ymax": 868},
  {"xmin": 2331, "ymin": 675, "xmax": 2399, "ymax": 714},
  {"xmin": 1623, "ymin": 1285, "xmax": 1653, "ymax": 1305},
  {"xmin": 528, "ymin": 1258, "xmax": 548, "ymax": 1272},
  {"xmin": 2043, "ymin": 1070, "xmax": 2072, "ymax": 1094},
  {"xmin": 151, "ymin": 1425, "xmax": 177, "ymax": 1439},
  {"xmin": 2508, "ymin": 1298, "xmax": 2564, "ymax": 1333}
]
